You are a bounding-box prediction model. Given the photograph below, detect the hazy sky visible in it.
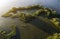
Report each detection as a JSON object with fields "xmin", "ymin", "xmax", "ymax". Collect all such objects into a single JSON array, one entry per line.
[{"xmin": 0, "ymin": 0, "xmax": 60, "ymax": 15}]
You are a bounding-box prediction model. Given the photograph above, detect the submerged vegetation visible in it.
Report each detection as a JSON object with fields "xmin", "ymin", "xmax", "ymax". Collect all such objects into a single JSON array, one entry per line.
[{"xmin": 1, "ymin": 5, "xmax": 60, "ymax": 39}]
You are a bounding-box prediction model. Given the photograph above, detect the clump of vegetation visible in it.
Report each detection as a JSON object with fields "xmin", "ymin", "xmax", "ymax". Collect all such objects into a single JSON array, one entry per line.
[
  {"xmin": 11, "ymin": 13, "xmax": 36, "ymax": 22},
  {"xmin": 0, "ymin": 25, "xmax": 16, "ymax": 39},
  {"xmin": 50, "ymin": 18, "xmax": 60, "ymax": 29},
  {"xmin": 17, "ymin": 5, "xmax": 41, "ymax": 10},
  {"xmin": 47, "ymin": 33, "xmax": 60, "ymax": 39},
  {"xmin": 33, "ymin": 7, "xmax": 57, "ymax": 18},
  {"xmin": 9, "ymin": 7, "xmax": 17, "ymax": 13}
]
